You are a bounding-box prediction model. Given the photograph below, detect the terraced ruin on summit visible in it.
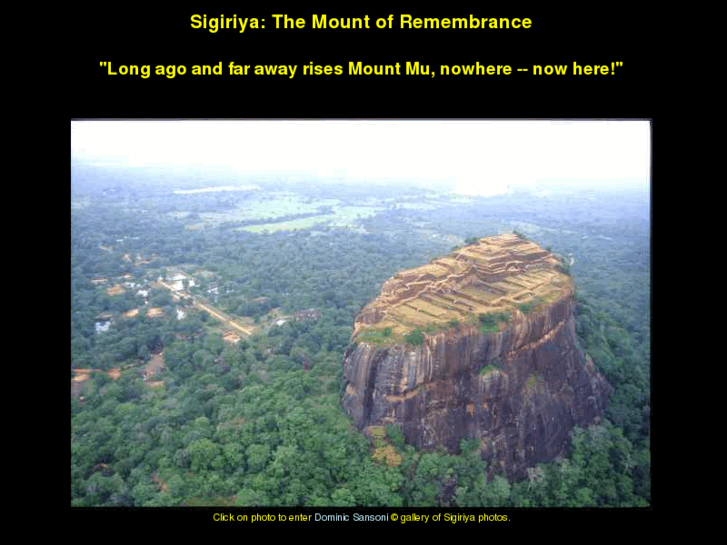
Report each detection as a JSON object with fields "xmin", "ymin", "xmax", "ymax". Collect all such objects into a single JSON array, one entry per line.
[{"xmin": 354, "ymin": 234, "xmax": 572, "ymax": 340}]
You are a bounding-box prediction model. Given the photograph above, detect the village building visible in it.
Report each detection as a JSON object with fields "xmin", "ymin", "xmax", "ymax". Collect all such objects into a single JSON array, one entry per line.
[
  {"xmin": 166, "ymin": 272, "xmax": 196, "ymax": 292},
  {"xmin": 95, "ymin": 321, "xmax": 111, "ymax": 334}
]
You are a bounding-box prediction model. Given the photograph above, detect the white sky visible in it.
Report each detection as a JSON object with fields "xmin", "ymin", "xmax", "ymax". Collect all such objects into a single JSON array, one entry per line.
[{"xmin": 71, "ymin": 120, "xmax": 650, "ymax": 195}]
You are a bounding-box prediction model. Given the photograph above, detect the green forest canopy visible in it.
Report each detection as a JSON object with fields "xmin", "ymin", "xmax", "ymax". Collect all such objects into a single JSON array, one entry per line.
[{"xmin": 71, "ymin": 179, "xmax": 650, "ymax": 507}]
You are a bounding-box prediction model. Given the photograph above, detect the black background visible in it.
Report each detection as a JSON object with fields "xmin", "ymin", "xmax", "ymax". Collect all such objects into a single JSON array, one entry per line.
[
  {"xmin": 71, "ymin": 8, "xmax": 651, "ymax": 118},
  {"xmin": 70, "ymin": 7, "xmax": 654, "ymax": 522}
]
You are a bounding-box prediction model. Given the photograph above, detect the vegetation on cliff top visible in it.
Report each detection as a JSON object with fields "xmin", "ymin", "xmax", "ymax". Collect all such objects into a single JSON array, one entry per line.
[
  {"xmin": 356, "ymin": 326, "xmax": 396, "ymax": 346},
  {"xmin": 478, "ymin": 311, "xmax": 511, "ymax": 333},
  {"xmin": 403, "ymin": 327, "xmax": 426, "ymax": 346},
  {"xmin": 518, "ymin": 298, "xmax": 541, "ymax": 315},
  {"xmin": 355, "ymin": 307, "xmax": 514, "ymax": 348}
]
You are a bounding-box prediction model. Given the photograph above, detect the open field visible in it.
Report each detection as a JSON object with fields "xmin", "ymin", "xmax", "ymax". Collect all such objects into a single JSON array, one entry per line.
[
  {"xmin": 180, "ymin": 192, "xmax": 342, "ymax": 228},
  {"xmin": 238, "ymin": 215, "xmax": 330, "ymax": 233},
  {"xmin": 106, "ymin": 284, "xmax": 125, "ymax": 296},
  {"xmin": 143, "ymin": 353, "xmax": 165, "ymax": 379},
  {"xmin": 173, "ymin": 185, "xmax": 260, "ymax": 194},
  {"xmin": 71, "ymin": 367, "xmax": 122, "ymax": 397},
  {"xmin": 162, "ymin": 188, "xmax": 487, "ymax": 233},
  {"xmin": 237, "ymin": 205, "xmax": 384, "ymax": 233}
]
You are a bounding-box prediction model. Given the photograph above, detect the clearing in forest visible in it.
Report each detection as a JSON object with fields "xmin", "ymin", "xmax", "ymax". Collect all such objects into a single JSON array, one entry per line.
[
  {"xmin": 106, "ymin": 284, "xmax": 126, "ymax": 296},
  {"xmin": 143, "ymin": 353, "xmax": 165, "ymax": 379}
]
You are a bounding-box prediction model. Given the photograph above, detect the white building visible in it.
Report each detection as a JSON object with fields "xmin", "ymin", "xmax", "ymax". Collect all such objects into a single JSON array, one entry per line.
[{"xmin": 95, "ymin": 321, "xmax": 111, "ymax": 334}]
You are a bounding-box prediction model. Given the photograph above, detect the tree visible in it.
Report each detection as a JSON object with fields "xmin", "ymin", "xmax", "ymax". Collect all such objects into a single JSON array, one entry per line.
[
  {"xmin": 404, "ymin": 328, "xmax": 425, "ymax": 346},
  {"xmin": 353, "ymin": 460, "xmax": 404, "ymax": 507},
  {"xmin": 385, "ymin": 424, "xmax": 406, "ymax": 449},
  {"xmin": 235, "ymin": 476, "xmax": 271, "ymax": 506},
  {"xmin": 246, "ymin": 444, "xmax": 271, "ymax": 473},
  {"xmin": 138, "ymin": 344, "xmax": 151, "ymax": 361},
  {"xmin": 557, "ymin": 262, "xmax": 572, "ymax": 276},
  {"xmin": 330, "ymin": 487, "xmax": 357, "ymax": 506},
  {"xmin": 203, "ymin": 333, "xmax": 224, "ymax": 356},
  {"xmin": 188, "ymin": 438, "xmax": 219, "ymax": 473}
]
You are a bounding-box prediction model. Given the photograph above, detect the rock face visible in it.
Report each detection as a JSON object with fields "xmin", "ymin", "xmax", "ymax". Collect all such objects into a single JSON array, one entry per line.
[{"xmin": 342, "ymin": 234, "xmax": 611, "ymax": 481}]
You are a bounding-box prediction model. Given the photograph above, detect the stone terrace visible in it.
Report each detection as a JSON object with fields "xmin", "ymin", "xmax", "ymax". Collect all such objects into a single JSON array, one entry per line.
[{"xmin": 355, "ymin": 234, "xmax": 572, "ymax": 336}]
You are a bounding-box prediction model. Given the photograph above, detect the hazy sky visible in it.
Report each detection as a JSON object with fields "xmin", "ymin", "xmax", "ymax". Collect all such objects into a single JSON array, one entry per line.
[{"xmin": 71, "ymin": 120, "xmax": 650, "ymax": 195}]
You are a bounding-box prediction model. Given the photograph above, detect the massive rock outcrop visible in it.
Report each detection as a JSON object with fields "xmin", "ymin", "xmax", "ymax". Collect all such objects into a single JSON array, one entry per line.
[{"xmin": 342, "ymin": 234, "xmax": 611, "ymax": 481}]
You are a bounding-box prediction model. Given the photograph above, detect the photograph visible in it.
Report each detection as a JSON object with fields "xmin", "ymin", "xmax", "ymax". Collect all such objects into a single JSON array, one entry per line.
[{"xmin": 71, "ymin": 119, "xmax": 651, "ymax": 510}]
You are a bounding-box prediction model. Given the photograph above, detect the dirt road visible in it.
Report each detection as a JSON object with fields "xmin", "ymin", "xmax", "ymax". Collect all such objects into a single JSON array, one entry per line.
[{"xmin": 156, "ymin": 278, "xmax": 255, "ymax": 336}]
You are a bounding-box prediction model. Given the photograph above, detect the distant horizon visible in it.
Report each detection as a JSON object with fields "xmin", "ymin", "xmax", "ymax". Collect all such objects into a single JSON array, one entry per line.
[
  {"xmin": 72, "ymin": 120, "xmax": 650, "ymax": 197},
  {"xmin": 72, "ymin": 157, "xmax": 649, "ymax": 199}
]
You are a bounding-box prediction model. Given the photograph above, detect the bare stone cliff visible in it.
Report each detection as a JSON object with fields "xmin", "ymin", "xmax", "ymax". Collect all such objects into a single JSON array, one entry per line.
[{"xmin": 342, "ymin": 234, "xmax": 611, "ymax": 481}]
